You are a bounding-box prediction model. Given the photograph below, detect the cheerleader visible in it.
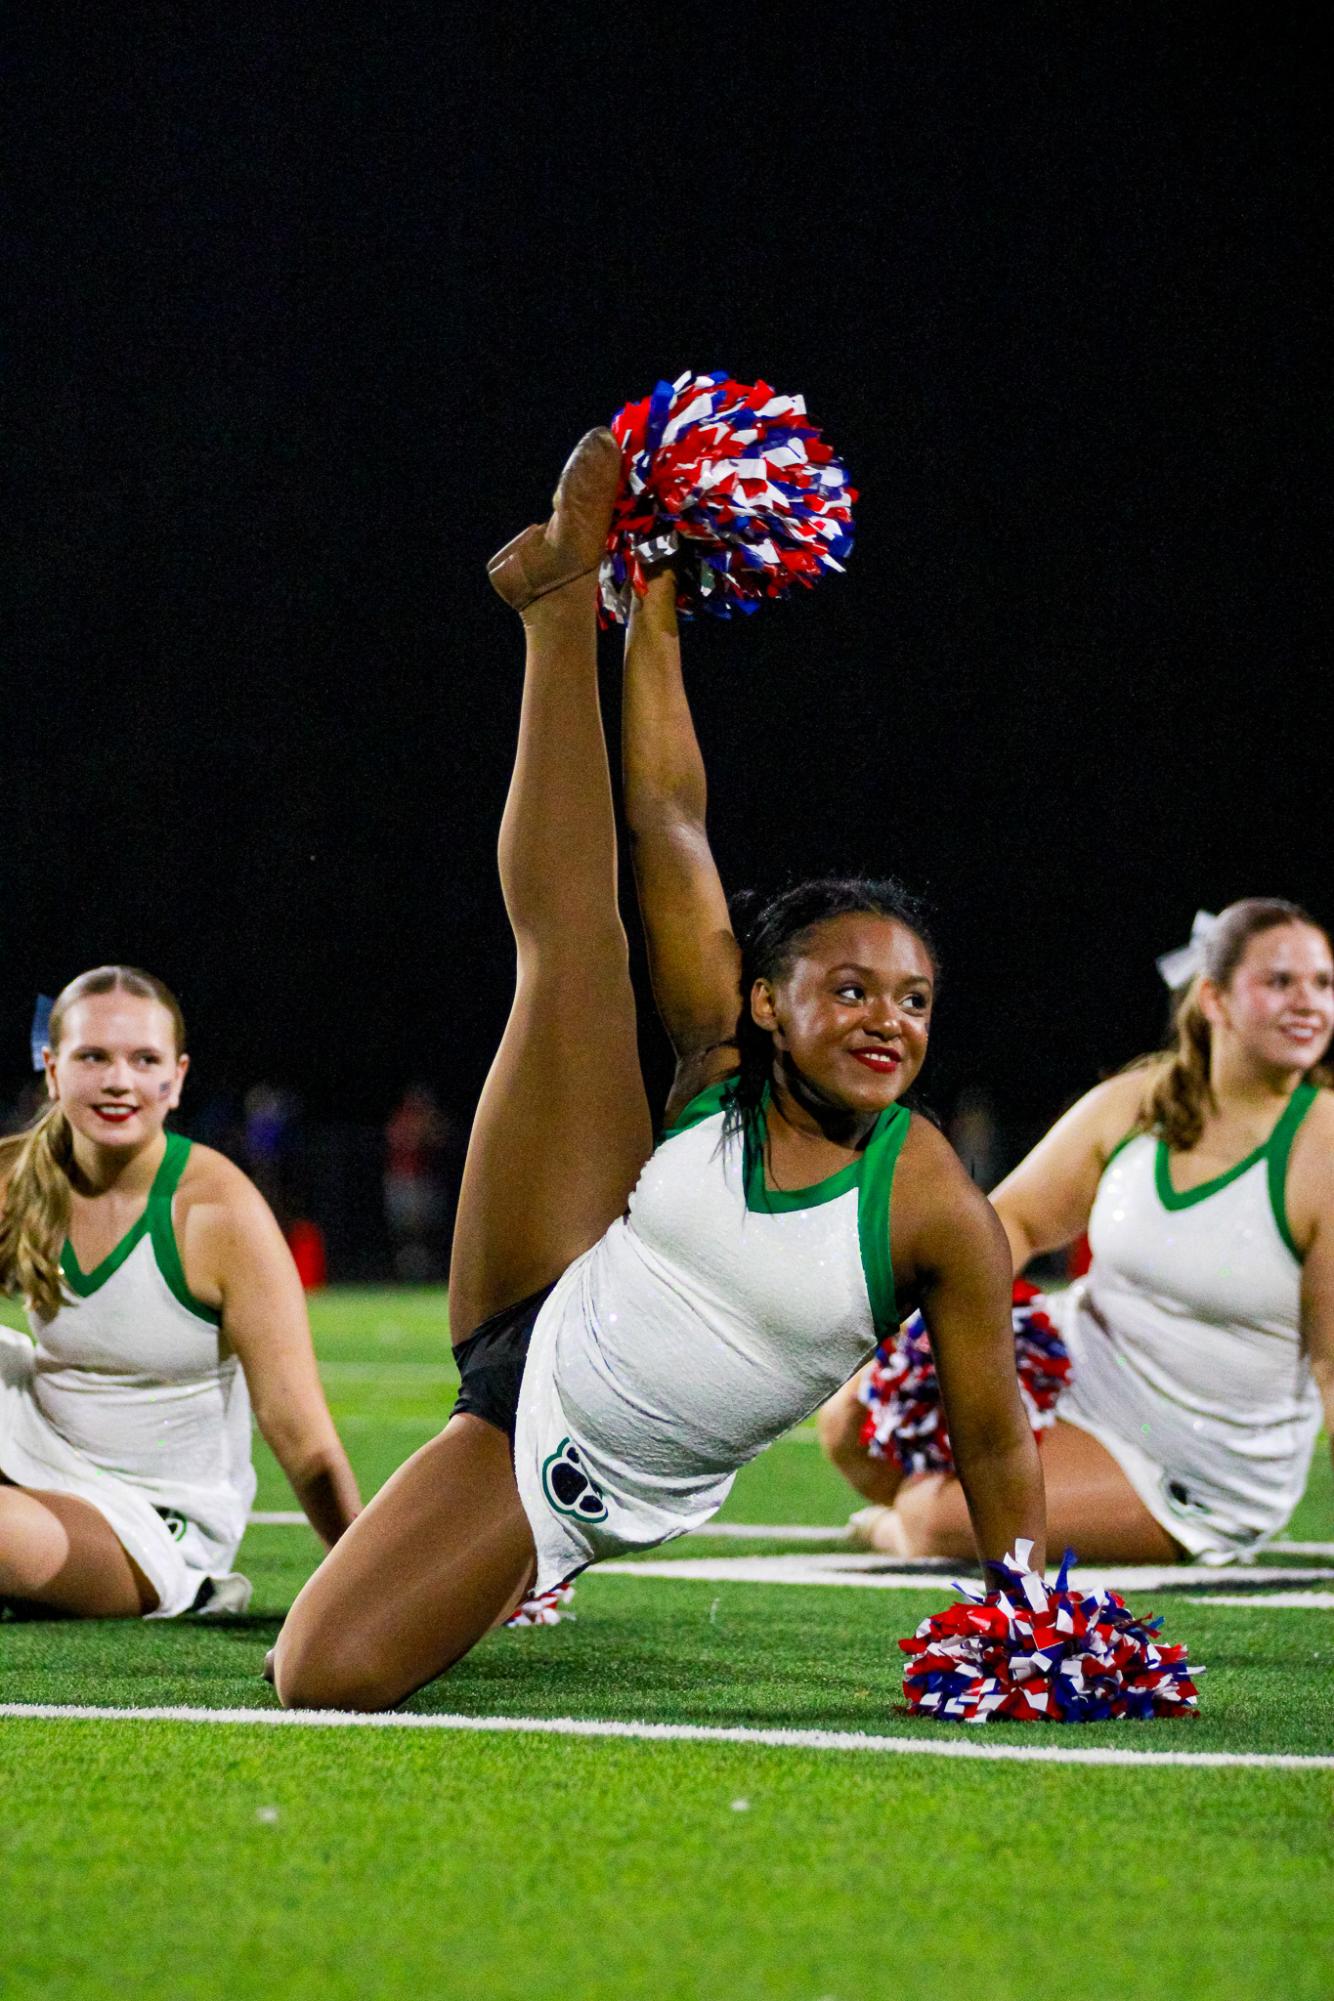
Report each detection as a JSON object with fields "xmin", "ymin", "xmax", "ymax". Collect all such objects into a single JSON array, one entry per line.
[
  {"xmin": 0, "ymin": 966, "xmax": 360, "ymax": 1616},
  {"xmin": 272, "ymin": 422, "xmax": 1043, "ymax": 1711},
  {"xmin": 825, "ymin": 900, "xmax": 1334, "ymax": 1563}
]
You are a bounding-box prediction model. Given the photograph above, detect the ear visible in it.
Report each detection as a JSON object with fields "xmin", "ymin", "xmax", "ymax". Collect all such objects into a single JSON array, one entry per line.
[
  {"xmin": 42, "ymin": 1047, "xmax": 59, "ymax": 1102},
  {"xmin": 166, "ymin": 1053, "xmax": 190, "ymax": 1112},
  {"xmin": 749, "ymin": 978, "xmax": 779, "ymax": 1034},
  {"xmin": 1196, "ymin": 977, "xmax": 1228, "ymax": 1030}
]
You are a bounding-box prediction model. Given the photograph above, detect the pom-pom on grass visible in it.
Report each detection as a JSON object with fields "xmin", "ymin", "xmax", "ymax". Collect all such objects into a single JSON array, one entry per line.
[
  {"xmin": 899, "ymin": 1540, "xmax": 1202, "ymax": 1724},
  {"xmin": 504, "ymin": 1582, "xmax": 575, "ymax": 1629},
  {"xmin": 859, "ymin": 1280, "xmax": 1072, "ymax": 1476},
  {"xmin": 598, "ymin": 370, "xmax": 856, "ymax": 624}
]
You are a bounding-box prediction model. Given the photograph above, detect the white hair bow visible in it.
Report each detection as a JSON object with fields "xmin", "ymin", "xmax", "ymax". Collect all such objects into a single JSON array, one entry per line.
[{"xmin": 1155, "ymin": 910, "xmax": 1218, "ymax": 990}]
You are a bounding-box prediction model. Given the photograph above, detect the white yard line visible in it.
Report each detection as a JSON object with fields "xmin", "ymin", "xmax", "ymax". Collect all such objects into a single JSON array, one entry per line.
[
  {"xmin": 1192, "ymin": 1592, "xmax": 1334, "ymax": 1609},
  {"xmin": 245, "ymin": 1513, "xmax": 1334, "ymax": 1589},
  {"xmin": 0, "ymin": 1702, "xmax": 1328, "ymax": 1770},
  {"xmin": 598, "ymin": 1553, "xmax": 1334, "ymax": 1594},
  {"xmin": 244, "ymin": 1513, "xmax": 860, "ymax": 1539}
]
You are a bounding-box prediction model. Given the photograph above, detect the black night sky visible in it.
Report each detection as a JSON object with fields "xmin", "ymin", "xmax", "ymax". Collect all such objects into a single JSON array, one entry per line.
[{"xmin": 6, "ymin": 11, "xmax": 1328, "ymax": 1159}]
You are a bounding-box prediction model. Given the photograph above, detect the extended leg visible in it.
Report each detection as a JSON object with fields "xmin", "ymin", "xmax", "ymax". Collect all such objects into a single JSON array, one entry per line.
[
  {"xmin": 275, "ymin": 434, "xmax": 649, "ymax": 1708},
  {"xmin": 448, "ymin": 430, "xmax": 653, "ymax": 1344}
]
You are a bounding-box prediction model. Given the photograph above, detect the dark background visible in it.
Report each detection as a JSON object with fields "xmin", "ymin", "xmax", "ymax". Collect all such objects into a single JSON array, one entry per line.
[{"xmin": 6, "ymin": 11, "xmax": 1328, "ymax": 1190}]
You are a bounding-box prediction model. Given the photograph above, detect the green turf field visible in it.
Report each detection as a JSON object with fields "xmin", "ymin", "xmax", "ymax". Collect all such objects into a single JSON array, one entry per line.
[{"xmin": 2, "ymin": 1287, "xmax": 1331, "ymax": 2001}]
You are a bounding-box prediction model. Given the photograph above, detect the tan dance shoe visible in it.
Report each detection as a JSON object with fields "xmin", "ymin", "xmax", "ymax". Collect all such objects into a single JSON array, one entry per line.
[{"xmin": 486, "ymin": 427, "xmax": 623, "ymax": 610}]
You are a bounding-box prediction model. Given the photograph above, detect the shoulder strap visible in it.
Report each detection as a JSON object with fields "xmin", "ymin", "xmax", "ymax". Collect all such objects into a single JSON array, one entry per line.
[
  {"xmin": 856, "ymin": 1103, "xmax": 911, "ymax": 1337},
  {"xmin": 147, "ymin": 1133, "xmax": 221, "ymax": 1325},
  {"xmin": 661, "ymin": 1077, "xmax": 734, "ymax": 1139},
  {"xmin": 1266, "ymin": 1082, "xmax": 1319, "ymax": 1261},
  {"xmin": 149, "ymin": 1129, "xmax": 192, "ymax": 1206}
]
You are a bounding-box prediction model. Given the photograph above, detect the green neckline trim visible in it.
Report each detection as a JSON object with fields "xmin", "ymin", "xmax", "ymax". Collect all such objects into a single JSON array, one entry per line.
[
  {"xmin": 62, "ymin": 1133, "xmax": 220, "ymax": 1325},
  {"xmin": 742, "ymin": 1087, "xmax": 900, "ymax": 1215},
  {"xmin": 660, "ymin": 1071, "xmax": 909, "ymax": 1333},
  {"xmin": 1154, "ymin": 1084, "xmax": 1318, "ymax": 1243}
]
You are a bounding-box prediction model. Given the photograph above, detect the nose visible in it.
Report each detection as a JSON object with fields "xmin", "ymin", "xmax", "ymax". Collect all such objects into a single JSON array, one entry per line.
[
  {"xmin": 103, "ymin": 1060, "xmax": 134, "ymax": 1093},
  {"xmin": 864, "ymin": 996, "xmax": 900, "ymax": 1038}
]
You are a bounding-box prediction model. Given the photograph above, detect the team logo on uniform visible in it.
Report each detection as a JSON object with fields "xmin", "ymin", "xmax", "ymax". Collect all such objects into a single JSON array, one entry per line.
[{"xmin": 541, "ymin": 1437, "xmax": 608, "ymax": 1524}]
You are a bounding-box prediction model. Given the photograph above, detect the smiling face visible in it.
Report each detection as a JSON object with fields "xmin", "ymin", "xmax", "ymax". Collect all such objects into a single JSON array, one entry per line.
[
  {"xmin": 1201, "ymin": 922, "xmax": 1334, "ymax": 1077},
  {"xmin": 749, "ymin": 912, "xmax": 935, "ymax": 1116},
  {"xmin": 45, "ymin": 991, "xmax": 189, "ymax": 1154}
]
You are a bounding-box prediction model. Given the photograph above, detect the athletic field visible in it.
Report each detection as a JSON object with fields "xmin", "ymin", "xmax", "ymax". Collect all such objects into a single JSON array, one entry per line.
[{"xmin": 2, "ymin": 1288, "xmax": 1330, "ymax": 2001}]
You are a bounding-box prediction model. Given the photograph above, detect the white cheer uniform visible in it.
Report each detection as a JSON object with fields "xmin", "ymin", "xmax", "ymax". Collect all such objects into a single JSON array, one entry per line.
[
  {"xmin": 0, "ymin": 1132, "xmax": 255, "ymax": 1615},
  {"xmin": 514, "ymin": 1083, "xmax": 910, "ymax": 1593},
  {"xmin": 1057, "ymin": 1082, "xmax": 1322, "ymax": 1561}
]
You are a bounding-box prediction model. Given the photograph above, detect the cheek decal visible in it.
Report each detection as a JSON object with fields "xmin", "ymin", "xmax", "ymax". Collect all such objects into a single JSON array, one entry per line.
[{"xmin": 159, "ymin": 1081, "xmax": 173, "ymax": 1097}]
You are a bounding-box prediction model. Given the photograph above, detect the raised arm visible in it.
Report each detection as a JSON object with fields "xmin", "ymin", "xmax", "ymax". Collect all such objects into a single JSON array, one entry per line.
[
  {"xmin": 182, "ymin": 1157, "xmax": 361, "ymax": 1547},
  {"xmin": 989, "ymin": 1069, "xmax": 1148, "ymax": 1273},
  {"xmin": 622, "ymin": 571, "xmax": 741, "ymax": 1114}
]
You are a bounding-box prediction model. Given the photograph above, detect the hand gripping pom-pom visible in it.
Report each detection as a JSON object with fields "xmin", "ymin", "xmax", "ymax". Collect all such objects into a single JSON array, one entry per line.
[
  {"xmin": 598, "ymin": 370, "xmax": 857, "ymax": 624},
  {"xmin": 898, "ymin": 1540, "xmax": 1202, "ymax": 1724},
  {"xmin": 858, "ymin": 1280, "xmax": 1073, "ymax": 1477}
]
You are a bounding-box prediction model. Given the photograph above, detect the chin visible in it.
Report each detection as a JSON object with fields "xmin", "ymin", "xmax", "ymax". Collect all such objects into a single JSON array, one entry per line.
[{"xmin": 74, "ymin": 1116, "xmax": 149, "ymax": 1146}]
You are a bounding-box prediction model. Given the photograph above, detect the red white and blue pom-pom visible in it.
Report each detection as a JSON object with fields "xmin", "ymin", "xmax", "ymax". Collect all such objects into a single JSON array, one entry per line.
[
  {"xmin": 504, "ymin": 1583, "xmax": 575, "ymax": 1629},
  {"xmin": 858, "ymin": 1280, "xmax": 1073, "ymax": 1477},
  {"xmin": 598, "ymin": 371, "xmax": 857, "ymax": 624},
  {"xmin": 899, "ymin": 1541, "xmax": 1202, "ymax": 1723}
]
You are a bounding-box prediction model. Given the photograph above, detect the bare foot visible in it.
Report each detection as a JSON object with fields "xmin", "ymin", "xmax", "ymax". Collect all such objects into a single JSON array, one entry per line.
[{"xmin": 847, "ymin": 1503, "xmax": 910, "ymax": 1555}]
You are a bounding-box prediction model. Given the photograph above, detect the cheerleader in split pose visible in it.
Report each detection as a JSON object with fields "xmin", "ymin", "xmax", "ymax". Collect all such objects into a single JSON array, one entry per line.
[
  {"xmin": 272, "ymin": 427, "xmax": 1043, "ymax": 1711},
  {"xmin": 0, "ymin": 967, "xmax": 360, "ymax": 1617},
  {"xmin": 821, "ymin": 900, "xmax": 1334, "ymax": 1563}
]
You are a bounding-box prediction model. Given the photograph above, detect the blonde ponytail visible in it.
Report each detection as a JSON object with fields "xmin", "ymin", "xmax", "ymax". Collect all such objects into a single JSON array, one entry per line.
[
  {"xmin": 1129, "ymin": 980, "xmax": 1217, "ymax": 1151},
  {"xmin": 0, "ymin": 1101, "xmax": 76, "ymax": 1321},
  {"xmin": 1127, "ymin": 898, "xmax": 1333, "ymax": 1148}
]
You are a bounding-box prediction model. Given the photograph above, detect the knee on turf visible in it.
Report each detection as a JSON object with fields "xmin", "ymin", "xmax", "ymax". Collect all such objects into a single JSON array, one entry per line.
[{"xmin": 272, "ymin": 1623, "xmax": 410, "ymax": 1714}]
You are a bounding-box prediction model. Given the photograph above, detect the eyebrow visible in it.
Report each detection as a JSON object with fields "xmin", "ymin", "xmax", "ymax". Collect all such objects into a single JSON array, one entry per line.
[
  {"xmin": 829, "ymin": 963, "xmax": 934, "ymax": 987},
  {"xmin": 68, "ymin": 1044, "xmax": 166, "ymax": 1057}
]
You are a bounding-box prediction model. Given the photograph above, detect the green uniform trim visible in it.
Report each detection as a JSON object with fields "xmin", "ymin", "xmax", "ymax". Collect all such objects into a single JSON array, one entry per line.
[
  {"xmin": 855, "ymin": 1104, "xmax": 911, "ymax": 1337},
  {"xmin": 741, "ymin": 1106, "xmax": 863, "ymax": 1213},
  {"xmin": 661, "ymin": 1076, "xmax": 910, "ymax": 1335},
  {"xmin": 1154, "ymin": 1082, "xmax": 1319, "ymax": 1262},
  {"xmin": 1103, "ymin": 1128, "xmax": 1141, "ymax": 1171},
  {"xmin": 661, "ymin": 1078, "xmax": 734, "ymax": 1139},
  {"xmin": 61, "ymin": 1132, "xmax": 221, "ymax": 1325},
  {"xmin": 1267, "ymin": 1081, "xmax": 1318, "ymax": 1261}
]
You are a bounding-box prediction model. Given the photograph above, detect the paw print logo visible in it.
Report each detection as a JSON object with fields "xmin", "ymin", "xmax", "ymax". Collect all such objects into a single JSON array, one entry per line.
[{"xmin": 541, "ymin": 1437, "xmax": 608, "ymax": 1524}]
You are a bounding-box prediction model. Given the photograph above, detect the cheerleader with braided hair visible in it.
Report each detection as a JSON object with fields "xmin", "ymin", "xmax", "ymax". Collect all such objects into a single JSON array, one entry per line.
[{"xmin": 273, "ymin": 430, "xmax": 1043, "ymax": 1712}]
